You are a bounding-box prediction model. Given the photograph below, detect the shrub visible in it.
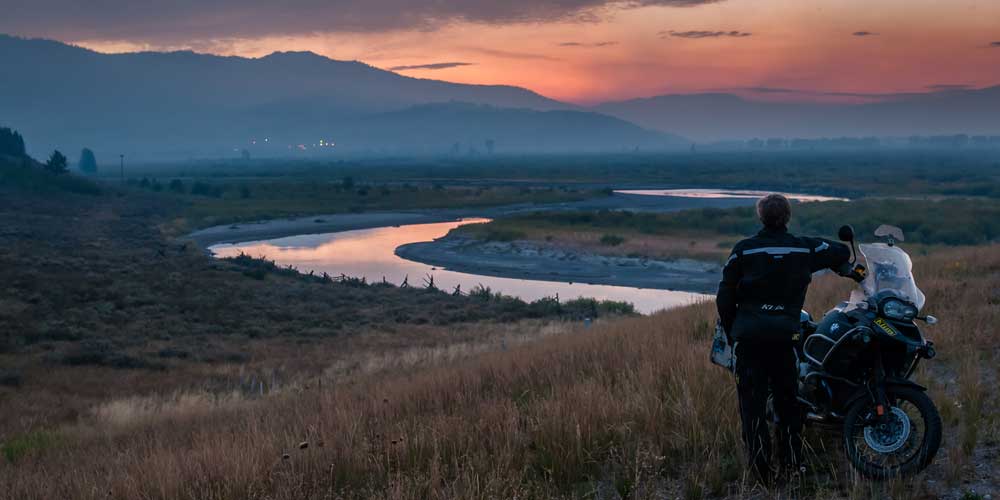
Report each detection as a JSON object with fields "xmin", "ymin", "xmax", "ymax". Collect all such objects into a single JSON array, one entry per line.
[
  {"xmin": 599, "ymin": 234, "xmax": 626, "ymax": 246},
  {"xmin": 44, "ymin": 150, "xmax": 68, "ymax": 174},
  {"xmin": 78, "ymin": 148, "xmax": 98, "ymax": 174},
  {"xmin": 527, "ymin": 296, "xmax": 562, "ymax": 316},
  {"xmin": 190, "ymin": 182, "xmax": 223, "ymax": 197},
  {"xmin": 52, "ymin": 339, "xmax": 163, "ymax": 370},
  {"xmin": 468, "ymin": 284, "xmax": 498, "ymax": 300},
  {"xmin": 0, "ymin": 370, "xmax": 23, "ymax": 388},
  {"xmin": 2, "ymin": 431, "xmax": 62, "ymax": 463},
  {"xmin": 157, "ymin": 348, "xmax": 190, "ymax": 359},
  {"xmin": 482, "ymin": 229, "xmax": 525, "ymax": 242}
]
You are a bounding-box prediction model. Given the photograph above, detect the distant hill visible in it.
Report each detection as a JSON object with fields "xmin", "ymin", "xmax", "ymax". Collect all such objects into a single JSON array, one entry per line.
[
  {"xmin": 341, "ymin": 102, "xmax": 687, "ymax": 153},
  {"xmin": 594, "ymin": 87, "xmax": 1000, "ymax": 142},
  {"xmin": 0, "ymin": 34, "xmax": 685, "ymax": 159}
]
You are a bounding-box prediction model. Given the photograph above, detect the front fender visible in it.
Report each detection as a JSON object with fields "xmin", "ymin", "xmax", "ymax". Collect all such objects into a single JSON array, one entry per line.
[{"xmin": 844, "ymin": 378, "xmax": 928, "ymax": 410}]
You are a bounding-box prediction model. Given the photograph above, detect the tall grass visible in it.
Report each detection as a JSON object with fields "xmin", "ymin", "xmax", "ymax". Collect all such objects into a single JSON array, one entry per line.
[{"xmin": 1, "ymin": 245, "xmax": 996, "ymax": 499}]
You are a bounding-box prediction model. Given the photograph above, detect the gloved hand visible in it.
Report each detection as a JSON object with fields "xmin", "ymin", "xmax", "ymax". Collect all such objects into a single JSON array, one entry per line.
[{"xmin": 836, "ymin": 262, "xmax": 867, "ymax": 282}]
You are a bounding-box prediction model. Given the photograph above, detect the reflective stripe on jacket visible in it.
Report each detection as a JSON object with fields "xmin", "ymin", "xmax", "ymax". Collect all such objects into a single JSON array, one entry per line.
[{"xmin": 716, "ymin": 226, "xmax": 850, "ymax": 342}]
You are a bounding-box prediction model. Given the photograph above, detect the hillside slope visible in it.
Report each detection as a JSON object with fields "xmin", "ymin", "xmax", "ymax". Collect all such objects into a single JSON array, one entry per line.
[{"xmin": 2, "ymin": 236, "xmax": 996, "ymax": 498}]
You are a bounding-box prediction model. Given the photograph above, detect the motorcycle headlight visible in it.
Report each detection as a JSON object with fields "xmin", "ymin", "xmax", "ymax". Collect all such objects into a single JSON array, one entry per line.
[{"xmin": 881, "ymin": 298, "xmax": 917, "ymax": 321}]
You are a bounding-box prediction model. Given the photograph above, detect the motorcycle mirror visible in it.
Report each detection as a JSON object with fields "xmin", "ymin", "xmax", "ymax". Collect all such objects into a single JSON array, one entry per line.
[
  {"xmin": 924, "ymin": 315, "xmax": 938, "ymax": 325},
  {"xmin": 874, "ymin": 224, "xmax": 905, "ymax": 242},
  {"xmin": 838, "ymin": 225, "xmax": 855, "ymax": 242}
]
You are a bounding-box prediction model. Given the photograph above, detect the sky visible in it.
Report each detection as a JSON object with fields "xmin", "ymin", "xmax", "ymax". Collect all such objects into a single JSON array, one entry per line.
[{"xmin": 3, "ymin": 0, "xmax": 999, "ymax": 104}]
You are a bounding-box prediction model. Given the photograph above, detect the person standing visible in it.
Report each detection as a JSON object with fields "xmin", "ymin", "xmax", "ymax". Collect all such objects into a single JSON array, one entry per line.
[{"xmin": 716, "ymin": 194, "xmax": 850, "ymax": 483}]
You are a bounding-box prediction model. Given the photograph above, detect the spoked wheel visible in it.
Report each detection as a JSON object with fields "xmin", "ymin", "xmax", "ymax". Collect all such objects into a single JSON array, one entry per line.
[{"xmin": 843, "ymin": 386, "xmax": 941, "ymax": 479}]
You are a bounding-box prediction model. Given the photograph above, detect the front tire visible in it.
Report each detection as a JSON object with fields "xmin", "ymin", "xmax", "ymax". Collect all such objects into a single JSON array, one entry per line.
[{"xmin": 843, "ymin": 386, "xmax": 942, "ymax": 479}]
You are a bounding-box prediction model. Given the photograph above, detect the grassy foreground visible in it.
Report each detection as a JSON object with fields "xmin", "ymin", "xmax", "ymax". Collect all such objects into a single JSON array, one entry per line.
[{"xmin": 1, "ymin": 244, "xmax": 997, "ymax": 499}]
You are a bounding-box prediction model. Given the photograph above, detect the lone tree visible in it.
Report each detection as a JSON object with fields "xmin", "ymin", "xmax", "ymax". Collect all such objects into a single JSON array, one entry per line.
[
  {"xmin": 78, "ymin": 148, "xmax": 98, "ymax": 174},
  {"xmin": 44, "ymin": 150, "xmax": 69, "ymax": 174},
  {"xmin": 0, "ymin": 127, "xmax": 26, "ymax": 157}
]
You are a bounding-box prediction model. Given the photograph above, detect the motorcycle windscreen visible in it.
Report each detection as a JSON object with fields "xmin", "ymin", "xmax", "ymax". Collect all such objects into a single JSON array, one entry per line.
[{"xmin": 849, "ymin": 243, "xmax": 925, "ymax": 311}]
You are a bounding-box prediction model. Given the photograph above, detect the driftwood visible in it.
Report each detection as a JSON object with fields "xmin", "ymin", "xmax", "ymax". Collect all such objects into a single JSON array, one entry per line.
[{"xmin": 423, "ymin": 274, "xmax": 436, "ymax": 290}]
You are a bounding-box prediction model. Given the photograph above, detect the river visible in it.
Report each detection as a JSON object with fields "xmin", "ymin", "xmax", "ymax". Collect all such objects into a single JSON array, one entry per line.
[
  {"xmin": 207, "ymin": 188, "xmax": 844, "ymax": 315},
  {"xmin": 209, "ymin": 219, "xmax": 710, "ymax": 314}
]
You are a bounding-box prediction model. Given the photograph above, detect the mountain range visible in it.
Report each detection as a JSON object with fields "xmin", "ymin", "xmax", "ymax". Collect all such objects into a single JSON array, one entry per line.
[
  {"xmin": 1, "ymin": 34, "xmax": 998, "ymax": 160},
  {"xmin": 0, "ymin": 34, "xmax": 683, "ymax": 159},
  {"xmin": 593, "ymin": 88, "xmax": 1000, "ymax": 143}
]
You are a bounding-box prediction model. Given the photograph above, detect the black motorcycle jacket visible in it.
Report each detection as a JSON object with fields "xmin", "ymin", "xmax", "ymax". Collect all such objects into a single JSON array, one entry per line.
[{"xmin": 717, "ymin": 225, "xmax": 850, "ymax": 343}]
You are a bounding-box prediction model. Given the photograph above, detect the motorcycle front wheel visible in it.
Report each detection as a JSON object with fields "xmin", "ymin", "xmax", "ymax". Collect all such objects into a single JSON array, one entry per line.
[{"xmin": 843, "ymin": 386, "xmax": 942, "ymax": 479}]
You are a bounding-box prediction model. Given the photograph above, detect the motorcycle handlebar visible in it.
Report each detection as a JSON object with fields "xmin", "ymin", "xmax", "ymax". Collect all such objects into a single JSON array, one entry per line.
[{"xmin": 836, "ymin": 262, "xmax": 867, "ymax": 283}]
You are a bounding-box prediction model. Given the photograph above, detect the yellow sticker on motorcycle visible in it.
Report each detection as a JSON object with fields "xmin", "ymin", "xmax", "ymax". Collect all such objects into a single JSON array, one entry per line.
[{"xmin": 874, "ymin": 317, "xmax": 896, "ymax": 336}]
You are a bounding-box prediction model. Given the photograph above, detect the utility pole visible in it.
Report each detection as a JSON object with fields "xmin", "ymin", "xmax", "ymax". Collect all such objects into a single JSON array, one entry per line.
[{"xmin": 119, "ymin": 154, "xmax": 124, "ymax": 185}]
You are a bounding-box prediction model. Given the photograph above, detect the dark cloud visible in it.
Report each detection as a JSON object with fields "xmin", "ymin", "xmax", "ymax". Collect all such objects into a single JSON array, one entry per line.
[
  {"xmin": 558, "ymin": 41, "xmax": 618, "ymax": 47},
  {"xmin": 0, "ymin": 0, "xmax": 724, "ymax": 45},
  {"xmin": 990, "ymin": 41, "xmax": 1000, "ymax": 47},
  {"xmin": 740, "ymin": 87, "xmax": 800, "ymax": 94},
  {"xmin": 925, "ymin": 84, "xmax": 973, "ymax": 91},
  {"xmin": 663, "ymin": 30, "xmax": 752, "ymax": 39},
  {"xmin": 388, "ymin": 62, "xmax": 475, "ymax": 71},
  {"xmin": 735, "ymin": 87, "xmax": 862, "ymax": 97},
  {"xmin": 730, "ymin": 85, "xmax": 980, "ymax": 100},
  {"xmin": 852, "ymin": 31, "xmax": 878, "ymax": 37},
  {"xmin": 733, "ymin": 87, "xmax": 910, "ymax": 99},
  {"xmin": 466, "ymin": 47, "xmax": 561, "ymax": 61},
  {"xmin": 820, "ymin": 91, "xmax": 914, "ymax": 98}
]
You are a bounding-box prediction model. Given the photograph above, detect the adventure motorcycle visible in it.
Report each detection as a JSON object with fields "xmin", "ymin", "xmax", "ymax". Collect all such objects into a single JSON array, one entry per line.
[
  {"xmin": 797, "ymin": 224, "xmax": 941, "ymax": 478},
  {"xmin": 712, "ymin": 224, "xmax": 942, "ymax": 479}
]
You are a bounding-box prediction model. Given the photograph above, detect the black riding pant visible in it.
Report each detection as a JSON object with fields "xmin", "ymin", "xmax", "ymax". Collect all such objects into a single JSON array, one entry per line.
[{"xmin": 734, "ymin": 340, "xmax": 802, "ymax": 480}]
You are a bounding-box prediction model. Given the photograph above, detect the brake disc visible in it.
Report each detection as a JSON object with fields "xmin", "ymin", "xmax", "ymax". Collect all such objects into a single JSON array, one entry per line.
[{"xmin": 863, "ymin": 407, "xmax": 912, "ymax": 454}]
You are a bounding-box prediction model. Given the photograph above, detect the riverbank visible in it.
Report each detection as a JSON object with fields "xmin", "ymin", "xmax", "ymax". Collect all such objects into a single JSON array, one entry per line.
[
  {"xmin": 185, "ymin": 190, "xmax": 765, "ymax": 248},
  {"xmin": 396, "ymin": 233, "xmax": 721, "ymax": 293},
  {"xmin": 192, "ymin": 208, "xmax": 724, "ymax": 297},
  {"xmin": 186, "ymin": 211, "xmax": 461, "ymax": 247}
]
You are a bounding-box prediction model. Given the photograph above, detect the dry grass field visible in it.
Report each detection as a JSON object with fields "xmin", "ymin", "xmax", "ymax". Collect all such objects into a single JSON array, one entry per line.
[
  {"xmin": 2, "ymin": 156, "xmax": 997, "ymax": 499},
  {"xmin": 1, "ymin": 240, "xmax": 996, "ymax": 499},
  {"xmin": 0, "ymin": 185, "xmax": 626, "ymax": 441}
]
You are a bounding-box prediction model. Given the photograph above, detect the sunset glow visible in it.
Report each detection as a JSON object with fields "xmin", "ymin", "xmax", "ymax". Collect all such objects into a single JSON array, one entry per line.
[{"xmin": 3, "ymin": 0, "xmax": 998, "ymax": 104}]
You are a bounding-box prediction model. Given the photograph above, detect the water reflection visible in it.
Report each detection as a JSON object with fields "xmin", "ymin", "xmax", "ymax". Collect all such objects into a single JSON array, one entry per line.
[
  {"xmin": 616, "ymin": 189, "xmax": 847, "ymax": 202},
  {"xmin": 210, "ymin": 219, "xmax": 710, "ymax": 314}
]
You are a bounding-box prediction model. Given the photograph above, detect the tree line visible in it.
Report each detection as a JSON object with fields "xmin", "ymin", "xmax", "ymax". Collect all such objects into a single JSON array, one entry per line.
[{"xmin": 1, "ymin": 126, "xmax": 98, "ymax": 175}]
